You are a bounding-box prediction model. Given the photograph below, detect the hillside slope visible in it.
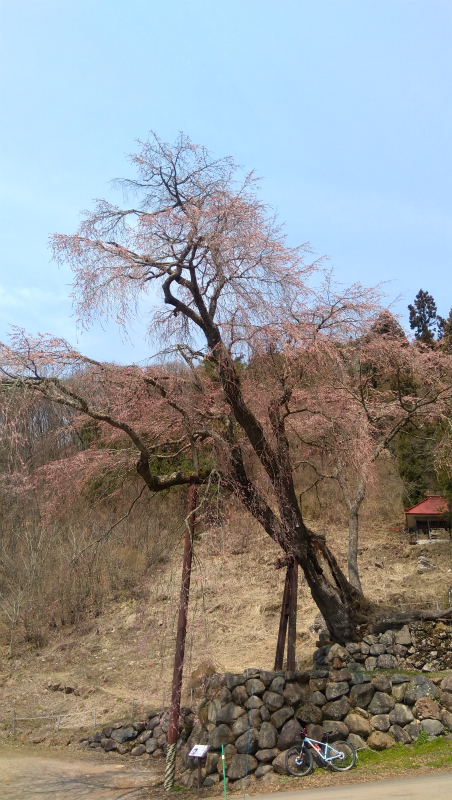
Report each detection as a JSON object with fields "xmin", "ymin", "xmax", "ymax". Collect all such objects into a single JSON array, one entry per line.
[{"xmin": 1, "ymin": 510, "xmax": 451, "ymax": 738}]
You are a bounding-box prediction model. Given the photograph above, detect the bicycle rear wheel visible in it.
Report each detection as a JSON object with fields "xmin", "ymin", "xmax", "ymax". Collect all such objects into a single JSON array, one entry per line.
[
  {"xmin": 285, "ymin": 746, "xmax": 313, "ymax": 777},
  {"xmin": 329, "ymin": 740, "xmax": 356, "ymax": 771}
]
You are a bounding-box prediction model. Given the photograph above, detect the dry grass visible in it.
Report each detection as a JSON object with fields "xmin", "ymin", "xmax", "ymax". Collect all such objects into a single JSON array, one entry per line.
[{"xmin": 1, "ymin": 452, "xmax": 452, "ymax": 735}]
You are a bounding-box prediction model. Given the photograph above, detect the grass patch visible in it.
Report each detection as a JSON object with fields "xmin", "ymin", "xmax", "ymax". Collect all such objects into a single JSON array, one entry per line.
[{"xmin": 356, "ymin": 737, "xmax": 452, "ymax": 772}]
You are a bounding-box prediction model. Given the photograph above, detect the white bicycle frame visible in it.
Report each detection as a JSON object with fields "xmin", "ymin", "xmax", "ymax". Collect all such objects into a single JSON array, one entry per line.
[{"xmin": 299, "ymin": 736, "xmax": 346, "ymax": 764}]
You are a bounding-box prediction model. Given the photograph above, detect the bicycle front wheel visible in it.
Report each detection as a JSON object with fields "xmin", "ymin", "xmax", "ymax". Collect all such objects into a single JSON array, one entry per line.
[
  {"xmin": 329, "ymin": 740, "xmax": 356, "ymax": 771},
  {"xmin": 285, "ymin": 746, "xmax": 313, "ymax": 777}
]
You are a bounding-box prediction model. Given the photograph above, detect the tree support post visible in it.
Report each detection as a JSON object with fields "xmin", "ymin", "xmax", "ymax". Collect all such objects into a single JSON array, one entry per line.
[
  {"xmin": 164, "ymin": 482, "xmax": 197, "ymax": 791},
  {"xmin": 274, "ymin": 560, "xmax": 298, "ymax": 670}
]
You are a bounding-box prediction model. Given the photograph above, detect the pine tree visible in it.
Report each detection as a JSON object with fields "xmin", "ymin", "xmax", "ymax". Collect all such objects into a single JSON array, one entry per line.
[{"xmin": 408, "ymin": 289, "xmax": 439, "ymax": 344}]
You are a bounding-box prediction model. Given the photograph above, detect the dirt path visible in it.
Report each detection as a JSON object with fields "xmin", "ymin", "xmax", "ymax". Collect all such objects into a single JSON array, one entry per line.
[{"xmin": 0, "ymin": 748, "xmax": 159, "ymax": 800}]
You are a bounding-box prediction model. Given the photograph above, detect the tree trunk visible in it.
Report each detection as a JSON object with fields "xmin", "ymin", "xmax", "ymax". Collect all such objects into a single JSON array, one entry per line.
[{"xmin": 348, "ymin": 509, "xmax": 363, "ymax": 593}]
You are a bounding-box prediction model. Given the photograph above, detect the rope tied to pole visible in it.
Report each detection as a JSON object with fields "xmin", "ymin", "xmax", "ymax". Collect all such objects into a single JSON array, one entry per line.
[{"xmin": 164, "ymin": 742, "xmax": 177, "ymax": 791}]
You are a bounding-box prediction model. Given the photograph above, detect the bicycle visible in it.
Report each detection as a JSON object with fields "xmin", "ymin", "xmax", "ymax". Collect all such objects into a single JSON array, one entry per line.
[{"xmin": 285, "ymin": 724, "xmax": 356, "ymax": 776}]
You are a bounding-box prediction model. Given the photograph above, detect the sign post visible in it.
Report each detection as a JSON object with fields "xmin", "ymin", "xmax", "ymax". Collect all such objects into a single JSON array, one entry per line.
[{"xmin": 188, "ymin": 744, "xmax": 209, "ymax": 790}]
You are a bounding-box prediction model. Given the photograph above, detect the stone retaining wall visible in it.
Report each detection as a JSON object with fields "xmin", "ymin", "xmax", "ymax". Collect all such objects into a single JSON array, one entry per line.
[
  {"xmin": 82, "ymin": 664, "xmax": 452, "ymax": 791},
  {"xmin": 80, "ymin": 621, "xmax": 452, "ymax": 790},
  {"xmin": 313, "ymin": 620, "xmax": 452, "ymax": 673}
]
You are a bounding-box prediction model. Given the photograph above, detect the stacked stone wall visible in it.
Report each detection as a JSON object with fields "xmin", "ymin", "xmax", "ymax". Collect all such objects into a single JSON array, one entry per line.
[{"xmin": 314, "ymin": 620, "xmax": 452, "ymax": 673}]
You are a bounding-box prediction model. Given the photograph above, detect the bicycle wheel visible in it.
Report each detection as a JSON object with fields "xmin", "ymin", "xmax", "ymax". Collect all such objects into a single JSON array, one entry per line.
[
  {"xmin": 328, "ymin": 740, "xmax": 356, "ymax": 771},
  {"xmin": 285, "ymin": 746, "xmax": 313, "ymax": 777}
]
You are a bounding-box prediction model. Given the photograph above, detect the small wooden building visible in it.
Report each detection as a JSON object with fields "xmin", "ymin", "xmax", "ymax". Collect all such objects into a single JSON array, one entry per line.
[{"xmin": 405, "ymin": 494, "xmax": 450, "ymax": 537}]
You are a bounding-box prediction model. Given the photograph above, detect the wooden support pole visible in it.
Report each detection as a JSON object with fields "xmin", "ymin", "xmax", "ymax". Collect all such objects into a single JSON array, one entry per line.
[
  {"xmin": 287, "ymin": 562, "xmax": 298, "ymax": 671},
  {"xmin": 274, "ymin": 563, "xmax": 291, "ymax": 670},
  {"xmin": 167, "ymin": 483, "xmax": 197, "ymax": 745}
]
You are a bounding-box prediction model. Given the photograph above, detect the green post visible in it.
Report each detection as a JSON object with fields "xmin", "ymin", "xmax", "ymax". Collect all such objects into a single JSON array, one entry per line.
[{"xmin": 221, "ymin": 744, "xmax": 227, "ymax": 800}]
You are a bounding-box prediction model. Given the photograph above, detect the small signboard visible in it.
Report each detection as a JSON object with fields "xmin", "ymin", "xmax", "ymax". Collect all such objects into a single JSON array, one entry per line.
[{"xmin": 189, "ymin": 744, "xmax": 209, "ymax": 758}]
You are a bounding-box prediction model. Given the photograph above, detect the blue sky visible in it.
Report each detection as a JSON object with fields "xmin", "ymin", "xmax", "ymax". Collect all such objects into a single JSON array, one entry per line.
[{"xmin": 1, "ymin": 0, "xmax": 451, "ymax": 362}]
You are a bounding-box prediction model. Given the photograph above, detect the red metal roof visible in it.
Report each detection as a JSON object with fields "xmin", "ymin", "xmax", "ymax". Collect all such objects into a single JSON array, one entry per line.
[{"xmin": 404, "ymin": 495, "xmax": 449, "ymax": 515}]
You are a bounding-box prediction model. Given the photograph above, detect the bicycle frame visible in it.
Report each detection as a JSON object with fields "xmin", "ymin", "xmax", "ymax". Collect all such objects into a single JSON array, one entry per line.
[{"xmin": 301, "ymin": 736, "xmax": 345, "ymax": 765}]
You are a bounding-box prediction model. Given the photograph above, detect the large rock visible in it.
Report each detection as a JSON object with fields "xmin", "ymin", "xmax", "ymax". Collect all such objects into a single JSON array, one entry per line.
[
  {"xmin": 208, "ymin": 724, "xmax": 235, "ymax": 750},
  {"xmin": 245, "ymin": 696, "xmax": 262, "ymax": 710},
  {"xmin": 414, "ymin": 697, "xmax": 442, "ymax": 721},
  {"xmin": 344, "ymin": 713, "xmax": 371, "ymax": 738},
  {"xmin": 369, "ymin": 643, "xmax": 386, "ymax": 656},
  {"xmin": 227, "ymin": 754, "xmax": 257, "ymax": 780},
  {"xmin": 368, "ymin": 731, "xmax": 395, "ymax": 750},
  {"xmin": 245, "ymin": 678, "xmax": 266, "ymax": 696},
  {"xmin": 232, "ymin": 716, "xmax": 250, "ymax": 737},
  {"xmin": 348, "ymin": 733, "xmax": 368, "ymax": 750},
  {"xmin": 272, "ymin": 749, "xmax": 290, "ymax": 774},
  {"xmin": 264, "ymin": 691, "xmax": 284, "ymax": 712},
  {"xmin": 350, "ymin": 683, "xmax": 375, "ymax": 708},
  {"xmin": 441, "ymin": 709, "xmax": 452, "ymax": 728},
  {"xmin": 439, "ymin": 691, "xmax": 452, "ymax": 712},
  {"xmin": 392, "ymin": 684, "xmax": 406, "ymax": 703},
  {"xmin": 217, "ymin": 703, "xmax": 245, "ymax": 724},
  {"xmin": 405, "ymin": 675, "xmax": 439, "ymax": 705},
  {"xmin": 225, "ymin": 672, "xmax": 245, "ymax": 691},
  {"xmin": 377, "ymin": 654, "xmax": 398, "ymax": 670},
  {"xmin": 421, "ymin": 719, "xmax": 444, "ymax": 737},
  {"xmin": 440, "ymin": 675, "xmax": 452, "ymax": 693},
  {"xmin": 231, "ymin": 685, "xmax": 248, "ymax": 706},
  {"xmin": 329, "ymin": 669, "xmax": 352, "ymax": 682},
  {"xmin": 235, "ymin": 728, "xmax": 259, "ymax": 754},
  {"xmin": 111, "ymin": 728, "xmax": 138, "ymax": 744},
  {"xmin": 322, "ymin": 721, "xmax": 349, "ymax": 742},
  {"xmin": 277, "ymin": 718, "xmax": 302, "ymax": 750},
  {"xmin": 260, "ymin": 706, "xmax": 271, "ymax": 722},
  {"xmin": 131, "ymin": 745, "xmax": 146, "ymax": 756},
  {"xmin": 258, "ymin": 722, "xmax": 277, "ymax": 750},
  {"xmin": 310, "ymin": 691, "xmax": 326, "ymax": 706},
  {"xmin": 309, "ymin": 677, "xmax": 327, "ymax": 693},
  {"xmin": 306, "ymin": 723, "xmax": 324, "ymax": 742},
  {"xmin": 365, "ymin": 657, "xmax": 377, "ymax": 671},
  {"xmin": 404, "ymin": 721, "xmax": 421, "ymax": 740},
  {"xmin": 102, "ymin": 738, "xmax": 118, "ymax": 752},
  {"xmin": 323, "ymin": 696, "xmax": 350, "ymax": 720},
  {"xmin": 370, "ymin": 714, "xmax": 390, "ymax": 732},
  {"xmin": 389, "ymin": 725, "xmax": 411, "ymax": 744},
  {"xmin": 259, "ymin": 671, "xmax": 275, "ymax": 687},
  {"xmin": 325, "ymin": 681, "xmax": 349, "ymax": 701},
  {"xmin": 255, "ymin": 748, "xmax": 278, "ymax": 763},
  {"xmin": 269, "ymin": 676, "xmax": 285, "ymax": 695},
  {"xmin": 215, "ymin": 744, "xmax": 237, "ymax": 774},
  {"xmin": 379, "ymin": 631, "xmax": 395, "ymax": 647},
  {"xmin": 295, "ymin": 702, "xmax": 323, "ymax": 725},
  {"xmin": 395, "ymin": 625, "xmax": 412, "ymax": 646},
  {"xmin": 271, "ymin": 706, "xmax": 294, "ymax": 730},
  {"xmin": 283, "ymin": 682, "xmax": 306, "ymax": 706},
  {"xmin": 368, "ymin": 692, "xmax": 395, "ymax": 716},
  {"xmin": 255, "ymin": 763, "xmax": 274, "ymax": 777},
  {"xmin": 350, "ymin": 673, "xmax": 371, "ymax": 685},
  {"xmin": 145, "ymin": 738, "xmax": 158, "ymax": 754},
  {"xmin": 205, "ymin": 751, "xmax": 219, "ymax": 775},
  {"xmin": 389, "ymin": 704, "xmax": 414, "ymax": 726},
  {"xmin": 371, "ymin": 675, "xmax": 392, "ymax": 694}
]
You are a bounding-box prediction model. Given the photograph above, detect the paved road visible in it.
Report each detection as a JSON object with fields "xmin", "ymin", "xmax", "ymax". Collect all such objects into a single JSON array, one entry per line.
[
  {"xmin": 251, "ymin": 773, "xmax": 452, "ymax": 800},
  {"xmin": 0, "ymin": 749, "xmax": 156, "ymax": 800}
]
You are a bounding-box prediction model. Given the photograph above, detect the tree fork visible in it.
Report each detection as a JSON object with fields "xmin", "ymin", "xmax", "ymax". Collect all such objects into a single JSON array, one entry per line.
[{"xmin": 164, "ymin": 482, "xmax": 197, "ymax": 791}]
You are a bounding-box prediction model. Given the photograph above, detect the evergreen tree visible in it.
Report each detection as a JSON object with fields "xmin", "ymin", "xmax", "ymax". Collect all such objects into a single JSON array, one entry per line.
[
  {"xmin": 408, "ymin": 289, "xmax": 439, "ymax": 344},
  {"xmin": 438, "ymin": 307, "xmax": 452, "ymax": 352}
]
